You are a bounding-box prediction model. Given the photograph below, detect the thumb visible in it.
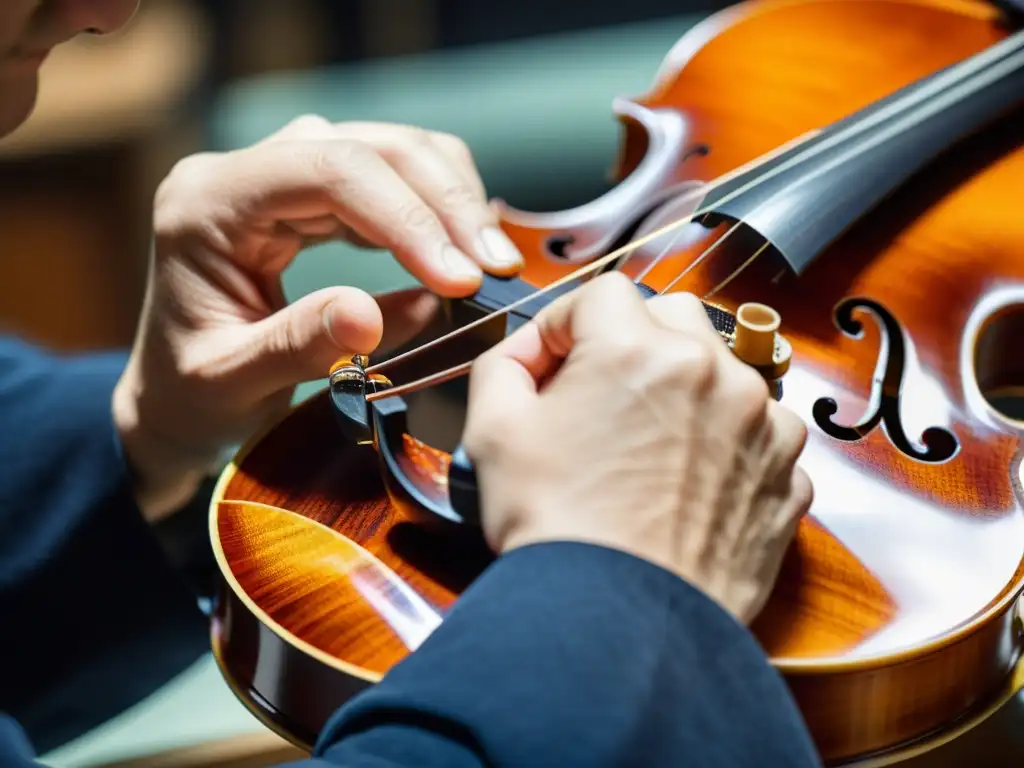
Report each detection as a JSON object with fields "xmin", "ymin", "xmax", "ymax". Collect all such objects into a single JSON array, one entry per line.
[{"xmin": 244, "ymin": 286, "xmax": 384, "ymax": 392}]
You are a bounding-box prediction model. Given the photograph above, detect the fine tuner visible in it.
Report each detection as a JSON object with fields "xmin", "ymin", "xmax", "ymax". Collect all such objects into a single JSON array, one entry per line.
[{"xmin": 328, "ymin": 288, "xmax": 793, "ymax": 528}]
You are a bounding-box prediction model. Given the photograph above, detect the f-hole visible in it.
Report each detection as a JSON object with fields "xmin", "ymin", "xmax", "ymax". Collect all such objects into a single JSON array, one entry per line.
[
  {"xmin": 812, "ymin": 297, "xmax": 960, "ymax": 463},
  {"xmin": 974, "ymin": 305, "xmax": 1024, "ymax": 424}
]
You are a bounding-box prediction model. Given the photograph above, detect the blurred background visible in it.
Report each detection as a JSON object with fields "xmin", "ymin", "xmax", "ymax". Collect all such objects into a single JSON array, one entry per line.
[
  {"xmin": 1, "ymin": 1, "xmax": 723, "ymax": 765},
  {"xmin": 8, "ymin": 3, "xmax": 1024, "ymax": 767},
  {"xmin": 0, "ymin": 0, "xmax": 725, "ymax": 354}
]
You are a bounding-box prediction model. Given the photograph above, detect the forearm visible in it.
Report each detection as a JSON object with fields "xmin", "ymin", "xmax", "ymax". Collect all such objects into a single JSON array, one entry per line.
[
  {"xmin": 0, "ymin": 338, "xmax": 212, "ymax": 753},
  {"xmin": 299, "ymin": 542, "xmax": 822, "ymax": 768}
]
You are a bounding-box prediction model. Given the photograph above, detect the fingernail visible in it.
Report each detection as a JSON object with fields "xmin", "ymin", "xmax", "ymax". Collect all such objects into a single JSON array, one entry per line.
[
  {"xmin": 476, "ymin": 227, "xmax": 524, "ymax": 270},
  {"xmin": 438, "ymin": 243, "xmax": 483, "ymax": 280}
]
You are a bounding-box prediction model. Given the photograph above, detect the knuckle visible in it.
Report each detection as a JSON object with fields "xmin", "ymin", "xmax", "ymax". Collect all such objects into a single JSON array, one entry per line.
[
  {"xmin": 462, "ymin": 420, "xmax": 503, "ymax": 460},
  {"xmin": 284, "ymin": 113, "xmax": 333, "ymax": 137},
  {"xmin": 440, "ymin": 183, "xmax": 479, "ymax": 209},
  {"xmin": 404, "ymin": 126, "xmax": 437, "ymax": 150},
  {"xmin": 662, "ymin": 335, "xmax": 717, "ymax": 389},
  {"xmin": 395, "ymin": 200, "xmax": 441, "ymax": 232},
  {"xmin": 157, "ymin": 152, "xmax": 212, "ymax": 196},
  {"xmin": 794, "ymin": 468, "xmax": 814, "ymax": 511},
  {"xmin": 153, "ymin": 152, "xmax": 220, "ymax": 235},
  {"xmin": 732, "ymin": 363, "xmax": 771, "ymax": 403},
  {"xmin": 726, "ymin": 365, "xmax": 771, "ymax": 423},
  {"xmin": 665, "ymin": 291, "xmax": 706, "ymax": 316},
  {"xmin": 777, "ymin": 406, "xmax": 809, "ymax": 456},
  {"xmin": 303, "ymin": 139, "xmax": 372, "ymax": 189},
  {"xmin": 433, "ymin": 132, "xmax": 473, "ymax": 161},
  {"xmin": 647, "ymin": 292, "xmax": 713, "ymax": 329},
  {"xmin": 586, "ymin": 271, "xmax": 641, "ymax": 309},
  {"xmin": 306, "ymin": 139, "xmax": 355, "ymax": 176},
  {"xmin": 604, "ymin": 337, "xmax": 650, "ymax": 370},
  {"xmin": 463, "ymin": 409, "xmax": 516, "ymax": 463},
  {"xmin": 269, "ymin": 311, "xmax": 308, "ymax": 370}
]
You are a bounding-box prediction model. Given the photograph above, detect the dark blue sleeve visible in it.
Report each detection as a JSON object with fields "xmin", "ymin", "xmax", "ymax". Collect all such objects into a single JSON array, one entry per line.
[
  {"xmin": 0, "ymin": 337, "xmax": 212, "ymax": 755},
  {"xmin": 295, "ymin": 542, "xmax": 822, "ymax": 768},
  {"xmin": 0, "ymin": 334, "xmax": 820, "ymax": 766}
]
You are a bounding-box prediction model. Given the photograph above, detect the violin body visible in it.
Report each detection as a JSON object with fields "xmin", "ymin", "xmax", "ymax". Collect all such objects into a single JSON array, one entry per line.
[{"xmin": 209, "ymin": 0, "xmax": 1024, "ymax": 764}]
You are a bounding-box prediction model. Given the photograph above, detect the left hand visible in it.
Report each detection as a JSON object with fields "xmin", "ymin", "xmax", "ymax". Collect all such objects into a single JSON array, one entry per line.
[{"xmin": 113, "ymin": 115, "xmax": 524, "ymax": 521}]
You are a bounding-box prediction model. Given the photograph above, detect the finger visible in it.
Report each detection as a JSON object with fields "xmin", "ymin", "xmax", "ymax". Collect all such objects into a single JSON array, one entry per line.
[
  {"xmin": 644, "ymin": 292, "xmax": 721, "ymax": 342},
  {"xmin": 465, "ymin": 273, "xmax": 654, "ymax": 420},
  {"xmin": 270, "ymin": 119, "xmax": 491, "ymax": 211},
  {"xmin": 242, "ymin": 285, "xmax": 383, "ymax": 391},
  {"xmin": 766, "ymin": 400, "xmax": 809, "ymax": 471},
  {"xmin": 263, "ymin": 119, "xmax": 520, "ymax": 274},
  {"xmin": 280, "ymin": 216, "xmax": 378, "ymax": 249},
  {"xmin": 323, "ymin": 122, "xmax": 491, "ymax": 214},
  {"xmin": 466, "ymin": 336, "xmax": 545, "ymax": 439},
  {"xmin": 357, "ymin": 125, "xmax": 523, "ymax": 275},
  {"xmin": 425, "ymin": 130, "xmax": 489, "ymax": 203},
  {"xmin": 374, "ymin": 288, "xmax": 441, "ymax": 354},
  {"xmin": 789, "ymin": 467, "xmax": 814, "ymax": 521},
  {"xmin": 472, "ymin": 321, "xmax": 560, "ymax": 398},
  {"xmin": 259, "ymin": 113, "xmax": 335, "ymax": 144},
  {"xmin": 220, "ymin": 140, "xmax": 484, "ymax": 297},
  {"xmin": 530, "ymin": 272, "xmax": 655, "ymax": 356},
  {"xmin": 744, "ymin": 484, "xmax": 809, "ymax": 626},
  {"xmin": 465, "ymin": 319, "xmax": 557, "ymax": 450}
]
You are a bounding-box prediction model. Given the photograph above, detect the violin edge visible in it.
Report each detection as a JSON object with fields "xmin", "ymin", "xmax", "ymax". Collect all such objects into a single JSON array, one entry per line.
[
  {"xmin": 206, "ymin": 0, "xmax": 1024, "ymax": 760},
  {"xmin": 207, "ymin": 455, "xmax": 1024, "ymax": 764}
]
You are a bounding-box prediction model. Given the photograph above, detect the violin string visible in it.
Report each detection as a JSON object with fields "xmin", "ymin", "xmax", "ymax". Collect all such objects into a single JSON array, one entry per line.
[
  {"xmin": 366, "ymin": 362, "xmax": 471, "ymax": 402},
  {"xmin": 370, "ymin": 44, "xmax": 1023, "ymax": 399},
  {"xmin": 365, "ymin": 35, "xmax": 1022, "ymax": 383},
  {"xmin": 625, "ymin": 29, "xmax": 1024, "ymax": 285},
  {"xmin": 656, "ymin": 220, "xmax": 744, "ymax": 295},
  {"xmin": 615, "ymin": 132, "xmax": 813, "ymax": 282},
  {"xmin": 366, "ymin": 218, "xmax": 756, "ymax": 404},
  {"xmin": 364, "ymin": 132, "xmax": 814, "ymax": 377},
  {"xmin": 701, "ymin": 240, "xmax": 773, "ymax": 300},
  {"xmin": 696, "ymin": 37, "xmax": 1024, "ymax": 300}
]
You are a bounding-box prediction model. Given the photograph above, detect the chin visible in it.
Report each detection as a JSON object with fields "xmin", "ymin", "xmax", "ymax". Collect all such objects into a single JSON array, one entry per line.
[{"xmin": 0, "ymin": 71, "xmax": 39, "ymax": 139}]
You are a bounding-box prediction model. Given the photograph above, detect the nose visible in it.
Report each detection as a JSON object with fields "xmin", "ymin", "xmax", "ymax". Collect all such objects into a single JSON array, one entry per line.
[{"xmin": 61, "ymin": 0, "xmax": 140, "ymax": 35}]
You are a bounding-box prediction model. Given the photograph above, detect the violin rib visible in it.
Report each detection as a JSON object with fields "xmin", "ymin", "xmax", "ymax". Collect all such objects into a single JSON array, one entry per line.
[{"xmin": 210, "ymin": 0, "xmax": 1024, "ymax": 763}]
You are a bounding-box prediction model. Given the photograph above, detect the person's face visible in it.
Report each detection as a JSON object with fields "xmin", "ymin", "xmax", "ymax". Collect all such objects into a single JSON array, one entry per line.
[{"xmin": 0, "ymin": 0, "xmax": 139, "ymax": 137}]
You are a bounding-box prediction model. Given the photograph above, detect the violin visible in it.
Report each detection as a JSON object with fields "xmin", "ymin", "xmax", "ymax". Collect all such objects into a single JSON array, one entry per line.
[{"xmin": 208, "ymin": 0, "xmax": 1024, "ymax": 764}]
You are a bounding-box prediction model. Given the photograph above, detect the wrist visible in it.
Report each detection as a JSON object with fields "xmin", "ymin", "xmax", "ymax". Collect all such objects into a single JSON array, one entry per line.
[{"xmin": 112, "ymin": 368, "xmax": 207, "ymax": 523}]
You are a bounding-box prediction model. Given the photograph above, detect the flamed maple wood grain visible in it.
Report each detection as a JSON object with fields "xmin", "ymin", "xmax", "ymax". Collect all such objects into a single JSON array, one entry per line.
[{"xmin": 211, "ymin": 0, "xmax": 1024, "ymax": 764}]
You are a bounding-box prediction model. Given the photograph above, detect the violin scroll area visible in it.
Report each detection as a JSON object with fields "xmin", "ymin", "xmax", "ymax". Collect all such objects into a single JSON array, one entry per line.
[{"xmin": 328, "ymin": 355, "xmax": 393, "ymax": 446}]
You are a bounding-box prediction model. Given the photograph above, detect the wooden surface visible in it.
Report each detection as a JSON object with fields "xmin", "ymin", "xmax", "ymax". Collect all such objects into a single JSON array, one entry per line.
[{"xmin": 209, "ymin": 0, "xmax": 1024, "ymax": 763}]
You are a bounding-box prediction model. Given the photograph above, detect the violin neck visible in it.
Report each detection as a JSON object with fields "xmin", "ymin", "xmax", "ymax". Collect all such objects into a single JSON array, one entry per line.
[{"xmin": 702, "ymin": 28, "xmax": 1024, "ymax": 274}]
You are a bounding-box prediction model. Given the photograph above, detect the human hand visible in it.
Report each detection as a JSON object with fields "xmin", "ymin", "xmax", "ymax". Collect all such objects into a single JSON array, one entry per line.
[
  {"xmin": 461, "ymin": 272, "xmax": 812, "ymax": 625},
  {"xmin": 113, "ymin": 116, "xmax": 524, "ymax": 522}
]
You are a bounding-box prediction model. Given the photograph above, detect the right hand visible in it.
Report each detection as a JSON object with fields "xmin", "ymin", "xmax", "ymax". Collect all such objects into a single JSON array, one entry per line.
[{"xmin": 462, "ymin": 272, "xmax": 812, "ymax": 625}]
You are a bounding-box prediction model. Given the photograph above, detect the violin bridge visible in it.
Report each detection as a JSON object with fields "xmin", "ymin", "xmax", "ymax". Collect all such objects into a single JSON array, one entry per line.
[{"xmin": 328, "ymin": 355, "xmax": 393, "ymax": 446}]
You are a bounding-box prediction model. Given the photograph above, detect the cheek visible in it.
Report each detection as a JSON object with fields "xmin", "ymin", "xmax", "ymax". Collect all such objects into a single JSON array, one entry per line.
[
  {"xmin": 0, "ymin": 68, "xmax": 40, "ymax": 136},
  {"xmin": 0, "ymin": 4, "xmax": 29, "ymax": 52}
]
